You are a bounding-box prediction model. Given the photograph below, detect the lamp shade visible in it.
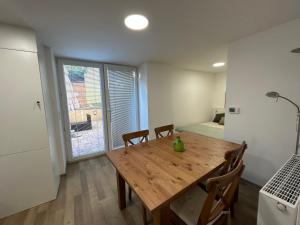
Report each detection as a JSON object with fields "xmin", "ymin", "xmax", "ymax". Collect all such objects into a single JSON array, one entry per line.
[
  {"xmin": 291, "ymin": 48, "xmax": 300, "ymax": 53},
  {"xmin": 266, "ymin": 91, "xmax": 280, "ymax": 98}
]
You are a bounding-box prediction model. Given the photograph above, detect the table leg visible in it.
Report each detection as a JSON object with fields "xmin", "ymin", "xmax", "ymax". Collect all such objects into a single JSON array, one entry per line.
[
  {"xmin": 116, "ymin": 171, "xmax": 126, "ymax": 210},
  {"xmin": 152, "ymin": 203, "xmax": 171, "ymax": 225}
]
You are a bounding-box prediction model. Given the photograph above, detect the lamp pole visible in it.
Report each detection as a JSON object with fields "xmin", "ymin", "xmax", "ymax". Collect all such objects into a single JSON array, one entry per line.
[
  {"xmin": 297, "ymin": 113, "xmax": 300, "ymax": 155},
  {"xmin": 278, "ymin": 96, "xmax": 300, "ymax": 155},
  {"xmin": 291, "ymin": 47, "xmax": 300, "ymax": 154}
]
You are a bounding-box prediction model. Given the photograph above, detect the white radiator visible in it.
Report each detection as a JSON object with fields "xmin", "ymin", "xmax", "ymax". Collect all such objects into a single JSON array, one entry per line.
[{"xmin": 258, "ymin": 155, "xmax": 300, "ymax": 225}]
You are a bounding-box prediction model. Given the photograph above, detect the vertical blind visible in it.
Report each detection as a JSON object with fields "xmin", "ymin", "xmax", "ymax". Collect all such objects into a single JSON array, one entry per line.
[{"xmin": 106, "ymin": 65, "xmax": 138, "ymax": 149}]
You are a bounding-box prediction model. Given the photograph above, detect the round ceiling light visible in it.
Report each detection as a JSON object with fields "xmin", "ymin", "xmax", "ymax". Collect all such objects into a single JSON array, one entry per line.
[
  {"xmin": 212, "ymin": 62, "xmax": 226, "ymax": 67},
  {"xmin": 124, "ymin": 14, "xmax": 149, "ymax": 30}
]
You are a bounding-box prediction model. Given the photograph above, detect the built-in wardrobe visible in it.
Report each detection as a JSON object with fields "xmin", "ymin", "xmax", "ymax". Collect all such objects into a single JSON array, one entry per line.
[{"xmin": 0, "ymin": 24, "xmax": 60, "ymax": 218}]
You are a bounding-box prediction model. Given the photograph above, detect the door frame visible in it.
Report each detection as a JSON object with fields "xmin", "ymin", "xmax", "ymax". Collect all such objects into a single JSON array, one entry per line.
[{"xmin": 56, "ymin": 58, "xmax": 109, "ymax": 162}]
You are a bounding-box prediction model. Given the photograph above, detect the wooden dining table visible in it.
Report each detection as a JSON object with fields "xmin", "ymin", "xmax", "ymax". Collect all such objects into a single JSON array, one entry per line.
[{"xmin": 106, "ymin": 131, "xmax": 241, "ymax": 225}]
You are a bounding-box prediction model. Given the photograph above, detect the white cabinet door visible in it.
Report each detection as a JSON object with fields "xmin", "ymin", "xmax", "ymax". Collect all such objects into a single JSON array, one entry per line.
[
  {"xmin": 0, "ymin": 148, "xmax": 56, "ymax": 218},
  {"xmin": 0, "ymin": 24, "xmax": 37, "ymax": 52},
  {"xmin": 0, "ymin": 48, "xmax": 49, "ymax": 156}
]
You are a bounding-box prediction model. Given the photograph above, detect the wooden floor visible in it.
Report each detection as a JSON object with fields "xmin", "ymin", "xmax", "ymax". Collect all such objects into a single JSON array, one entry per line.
[{"xmin": 0, "ymin": 156, "xmax": 260, "ymax": 225}]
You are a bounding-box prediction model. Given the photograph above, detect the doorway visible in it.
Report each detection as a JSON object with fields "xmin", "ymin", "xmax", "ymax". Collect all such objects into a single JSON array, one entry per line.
[{"xmin": 57, "ymin": 59, "xmax": 139, "ymax": 161}]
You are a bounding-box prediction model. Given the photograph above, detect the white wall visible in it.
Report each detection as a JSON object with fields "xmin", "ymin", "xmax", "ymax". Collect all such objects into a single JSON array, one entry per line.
[
  {"xmin": 39, "ymin": 46, "xmax": 66, "ymax": 175},
  {"xmin": 225, "ymin": 19, "xmax": 300, "ymax": 186},
  {"xmin": 138, "ymin": 63, "xmax": 149, "ymax": 130},
  {"xmin": 140, "ymin": 62, "xmax": 216, "ymax": 138},
  {"xmin": 38, "ymin": 45, "xmax": 60, "ymax": 192},
  {"xmin": 212, "ymin": 72, "xmax": 226, "ymax": 110},
  {"xmin": 38, "ymin": 45, "xmax": 66, "ymax": 176}
]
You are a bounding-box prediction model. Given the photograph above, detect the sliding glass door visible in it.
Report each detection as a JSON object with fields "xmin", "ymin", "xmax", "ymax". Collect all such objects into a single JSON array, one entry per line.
[
  {"xmin": 105, "ymin": 65, "xmax": 139, "ymax": 149},
  {"xmin": 57, "ymin": 59, "xmax": 138, "ymax": 161}
]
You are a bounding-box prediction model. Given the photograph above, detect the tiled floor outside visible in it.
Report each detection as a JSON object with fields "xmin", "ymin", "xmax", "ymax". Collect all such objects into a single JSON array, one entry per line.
[{"xmin": 71, "ymin": 120, "xmax": 105, "ymax": 157}]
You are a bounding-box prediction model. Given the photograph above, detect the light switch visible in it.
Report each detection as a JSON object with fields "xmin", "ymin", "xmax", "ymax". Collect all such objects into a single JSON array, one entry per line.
[{"xmin": 228, "ymin": 107, "xmax": 240, "ymax": 114}]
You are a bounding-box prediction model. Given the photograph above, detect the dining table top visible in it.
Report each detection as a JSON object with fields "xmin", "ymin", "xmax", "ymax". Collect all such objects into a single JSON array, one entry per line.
[{"xmin": 106, "ymin": 131, "xmax": 241, "ymax": 212}]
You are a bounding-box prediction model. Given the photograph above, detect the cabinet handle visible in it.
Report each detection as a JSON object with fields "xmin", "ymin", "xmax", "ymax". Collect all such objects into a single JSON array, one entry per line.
[{"xmin": 36, "ymin": 101, "xmax": 41, "ymax": 109}]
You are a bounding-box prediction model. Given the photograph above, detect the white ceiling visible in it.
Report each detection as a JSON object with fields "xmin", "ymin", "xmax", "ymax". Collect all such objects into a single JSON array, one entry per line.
[{"xmin": 0, "ymin": 0, "xmax": 299, "ymax": 72}]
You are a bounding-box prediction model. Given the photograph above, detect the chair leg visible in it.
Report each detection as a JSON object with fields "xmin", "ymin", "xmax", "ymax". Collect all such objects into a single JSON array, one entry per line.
[
  {"xmin": 128, "ymin": 185, "xmax": 132, "ymax": 201},
  {"xmin": 142, "ymin": 206, "xmax": 147, "ymax": 225},
  {"xmin": 225, "ymin": 213, "xmax": 230, "ymax": 225},
  {"xmin": 234, "ymin": 185, "xmax": 239, "ymax": 202},
  {"xmin": 230, "ymin": 203, "xmax": 235, "ymax": 218},
  {"xmin": 229, "ymin": 184, "xmax": 239, "ymax": 218}
]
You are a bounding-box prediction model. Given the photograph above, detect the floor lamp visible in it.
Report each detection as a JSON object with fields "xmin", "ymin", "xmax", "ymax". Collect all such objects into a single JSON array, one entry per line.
[{"xmin": 265, "ymin": 48, "xmax": 300, "ymax": 155}]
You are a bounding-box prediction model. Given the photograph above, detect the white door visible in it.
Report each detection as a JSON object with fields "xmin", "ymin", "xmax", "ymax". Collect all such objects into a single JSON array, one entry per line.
[
  {"xmin": 57, "ymin": 59, "xmax": 108, "ymax": 161},
  {"xmin": 0, "ymin": 48, "xmax": 56, "ymax": 217},
  {"xmin": 0, "ymin": 49, "xmax": 49, "ymax": 156}
]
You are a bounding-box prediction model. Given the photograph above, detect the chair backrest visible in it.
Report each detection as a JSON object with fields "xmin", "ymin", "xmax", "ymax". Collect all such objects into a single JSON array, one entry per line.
[
  {"xmin": 154, "ymin": 124, "xmax": 174, "ymax": 139},
  {"xmin": 197, "ymin": 160, "xmax": 245, "ymax": 225},
  {"xmin": 232, "ymin": 141, "xmax": 247, "ymax": 169},
  {"xmin": 220, "ymin": 141, "xmax": 247, "ymax": 175},
  {"xmin": 122, "ymin": 130, "xmax": 149, "ymax": 147}
]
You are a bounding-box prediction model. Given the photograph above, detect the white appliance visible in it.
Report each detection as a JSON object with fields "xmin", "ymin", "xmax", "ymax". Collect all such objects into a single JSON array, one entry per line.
[{"xmin": 258, "ymin": 154, "xmax": 300, "ymax": 225}]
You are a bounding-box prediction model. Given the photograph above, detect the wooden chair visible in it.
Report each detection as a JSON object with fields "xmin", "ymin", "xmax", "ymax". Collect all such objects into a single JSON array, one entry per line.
[
  {"xmin": 122, "ymin": 129, "xmax": 149, "ymax": 225},
  {"xmin": 220, "ymin": 141, "xmax": 247, "ymax": 175},
  {"xmin": 199, "ymin": 141, "xmax": 247, "ymax": 217},
  {"xmin": 122, "ymin": 130, "xmax": 149, "ymax": 147},
  {"xmin": 154, "ymin": 124, "xmax": 174, "ymax": 139},
  {"xmin": 170, "ymin": 160, "xmax": 245, "ymax": 225},
  {"xmin": 224, "ymin": 141, "xmax": 247, "ymax": 216}
]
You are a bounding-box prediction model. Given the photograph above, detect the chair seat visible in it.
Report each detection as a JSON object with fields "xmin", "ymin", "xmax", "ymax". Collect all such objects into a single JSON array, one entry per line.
[
  {"xmin": 171, "ymin": 159, "xmax": 245, "ymax": 225},
  {"xmin": 171, "ymin": 186, "xmax": 226, "ymax": 225},
  {"xmin": 171, "ymin": 186, "xmax": 208, "ymax": 225}
]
